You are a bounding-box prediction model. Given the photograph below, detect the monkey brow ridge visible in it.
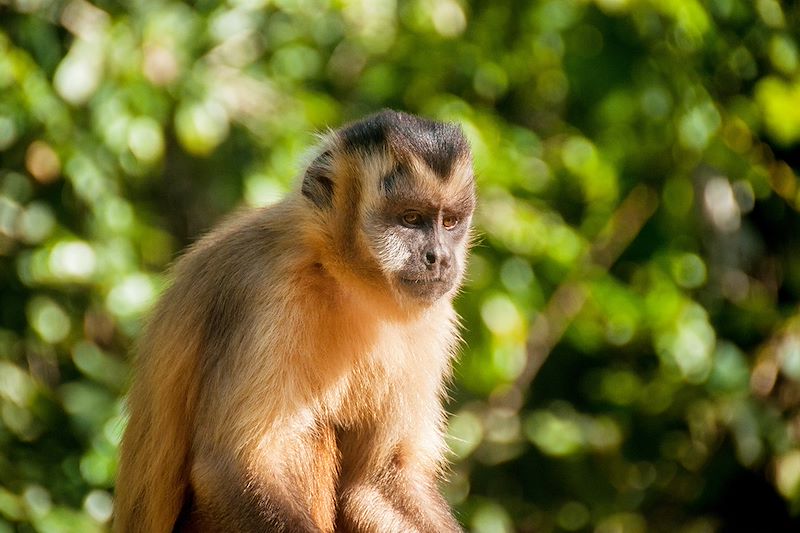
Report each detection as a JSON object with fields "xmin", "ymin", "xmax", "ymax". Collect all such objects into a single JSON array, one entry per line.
[{"xmin": 338, "ymin": 110, "xmax": 470, "ymax": 181}]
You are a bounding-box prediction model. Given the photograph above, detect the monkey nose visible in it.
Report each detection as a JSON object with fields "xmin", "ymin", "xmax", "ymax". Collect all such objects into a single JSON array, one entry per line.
[{"xmin": 423, "ymin": 249, "xmax": 451, "ymax": 270}]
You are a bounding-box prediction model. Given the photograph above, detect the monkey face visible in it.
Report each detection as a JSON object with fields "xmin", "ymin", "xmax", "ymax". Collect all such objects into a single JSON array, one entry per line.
[
  {"xmin": 367, "ymin": 210, "xmax": 469, "ymax": 303},
  {"xmin": 395, "ymin": 215, "xmax": 469, "ymax": 302},
  {"xmin": 364, "ymin": 166, "xmax": 474, "ymax": 305},
  {"xmin": 302, "ymin": 110, "xmax": 476, "ymax": 307}
]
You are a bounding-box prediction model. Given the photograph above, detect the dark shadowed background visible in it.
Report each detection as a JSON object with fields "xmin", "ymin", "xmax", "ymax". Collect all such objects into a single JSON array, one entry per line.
[{"xmin": 2, "ymin": 0, "xmax": 800, "ymax": 531}]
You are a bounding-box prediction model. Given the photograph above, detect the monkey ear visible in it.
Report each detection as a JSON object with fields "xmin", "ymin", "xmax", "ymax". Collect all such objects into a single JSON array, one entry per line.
[{"xmin": 301, "ymin": 151, "xmax": 334, "ymax": 209}]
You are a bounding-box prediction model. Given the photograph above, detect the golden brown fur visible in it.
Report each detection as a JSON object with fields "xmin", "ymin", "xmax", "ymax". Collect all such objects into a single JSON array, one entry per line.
[{"xmin": 114, "ymin": 110, "xmax": 474, "ymax": 532}]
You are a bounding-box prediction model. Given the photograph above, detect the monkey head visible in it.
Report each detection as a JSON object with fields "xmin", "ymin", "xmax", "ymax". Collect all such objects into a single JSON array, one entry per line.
[{"xmin": 301, "ymin": 110, "xmax": 476, "ymax": 308}]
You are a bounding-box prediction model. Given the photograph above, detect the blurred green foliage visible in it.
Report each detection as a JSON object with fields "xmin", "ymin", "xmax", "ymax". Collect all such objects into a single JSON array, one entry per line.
[{"xmin": 2, "ymin": 0, "xmax": 800, "ymax": 531}]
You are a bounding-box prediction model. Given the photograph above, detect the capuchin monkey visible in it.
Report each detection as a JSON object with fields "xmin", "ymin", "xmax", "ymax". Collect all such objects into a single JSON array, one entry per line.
[{"xmin": 113, "ymin": 110, "xmax": 475, "ymax": 533}]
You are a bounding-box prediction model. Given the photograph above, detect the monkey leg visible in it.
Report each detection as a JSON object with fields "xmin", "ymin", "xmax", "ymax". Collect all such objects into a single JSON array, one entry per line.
[
  {"xmin": 185, "ymin": 422, "xmax": 339, "ymax": 533},
  {"xmin": 336, "ymin": 431, "xmax": 462, "ymax": 533}
]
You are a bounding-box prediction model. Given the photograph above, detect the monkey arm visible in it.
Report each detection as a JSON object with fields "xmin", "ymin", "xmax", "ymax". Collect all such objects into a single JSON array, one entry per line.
[
  {"xmin": 337, "ymin": 467, "xmax": 461, "ymax": 533},
  {"xmin": 184, "ymin": 451, "xmax": 326, "ymax": 533},
  {"xmin": 184, "ymin": 402, "xmax": 342, "ymax": 533},
  {"xmin": 382, "ymin": 468, "xmax": 462, "ymax": 533},
  {"xmin": 186, "ymin": 365, "xmax": 340, "ymax": 532},
  {"xmin": 336, "ymin": 419, "xmax": 463, "ymax": 533}
]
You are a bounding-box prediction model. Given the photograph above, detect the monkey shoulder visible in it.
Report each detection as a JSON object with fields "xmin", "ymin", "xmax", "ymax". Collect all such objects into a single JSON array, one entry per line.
[{"xmin": 171, "ymin": 204, "xmax": 305, "ymax": 301}]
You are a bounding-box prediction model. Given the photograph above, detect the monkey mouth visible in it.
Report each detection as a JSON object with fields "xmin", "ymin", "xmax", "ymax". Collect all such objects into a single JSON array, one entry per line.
[
  {"xmin": 396, "ymin": 276, "xmax": 452, "ymax": 301},
  {"xmin": 399, "ymin": 276, "xmax": 444, "ymax": 285}
]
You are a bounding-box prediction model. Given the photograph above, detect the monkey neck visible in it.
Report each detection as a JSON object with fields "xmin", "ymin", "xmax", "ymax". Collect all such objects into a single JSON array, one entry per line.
[
  {"xmin": 285, "ymin": 195, "xmax": 433, "ymax": 323},
  {"xmin": 309, "ymin": 256, "xmax": 440, "ymax": 325}
]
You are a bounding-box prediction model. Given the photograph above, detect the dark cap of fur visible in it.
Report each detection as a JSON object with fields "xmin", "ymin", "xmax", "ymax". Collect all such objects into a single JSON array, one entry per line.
[{"xmin": 338, "ymin": 110, "xmax": 470, "ymax": 179}]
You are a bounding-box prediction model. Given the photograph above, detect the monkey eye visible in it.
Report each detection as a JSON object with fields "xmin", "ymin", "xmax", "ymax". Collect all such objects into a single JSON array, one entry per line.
[
  {"xmin": 442, "ymin": 216, "xmax": 459, "ymax": 230},
  {"xmin": 401, "ymin": 212, "xmax": 423, "ymax": 227}
]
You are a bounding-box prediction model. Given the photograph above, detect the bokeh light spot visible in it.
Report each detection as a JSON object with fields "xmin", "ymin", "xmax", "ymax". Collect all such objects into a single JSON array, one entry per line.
[
  {"xmin": 670, "ymin": 253, "xmax": 707, "ymax": 289},
  {"xmin": 50, "ymin": 240, "xmax": 96, "ymax": 281},
  {"xmin": 27, "ymin": 296, "xmax": 71, "ymax": 343},
  {"xmin": 127, "ymin": 116, "xmax": 164, "ymax": 163},
  {"xmin": 17, "ymin": 202, "xmax": 55, "ymax": 244},
  {"xmin": 0, "ymin": 361, "xmax": 35, "ymax": 405},
  {"xmin": 776, "ymin": 450, "xmax": 800, "ymax": 499},
  {"xmin": 25, "ymin": 141, "xmax": 61, "ymax": 183},
  {"xmin": 175, "ymin": 101, "xmax": 230, "ymax": 156},
  {"xmin": 703, "ymin": 177, "xmax": 740, "ymax": 232},
  {"xmin": 54, "ymin": 42, "xmax": 103, "ymax": 105},
  {"xmin": 756, "ymin": 0, "xmax": 785, "ymax": 28},
  {"xmin": 481, "ymin": 294, "xmax": 523, "ymax": 336},
  {"xmin": 80, "ymin": 449, "xmax": 115, "ymax": 486},
  {"xmin": 678, "ymin": 102, "xmax": 721, "ymax": 151},
  {"xmin": 471, "ymin": 502, "xmax": 513, "ymax": 533},
  {"xmin": 499, "ymin": 257, "xmax": 533, "ymax": 293},
  {"xmin": 595, "ymin": 512, "xmax": 646, "ymax": 533},
  {"xmin": 0, "ymin": 196, "xmax": 21, "ymax": 238},
  {"xmin": 106, "ymin": 274, "xmax": 156, "ymax": 317},
  {"xmin": 524, "ymin": 410, "xmax": 584, "ymax": 457},
  {"xmin": 491, "ymin": 343, "xmax": 526, "ymax": 380},
  {"xmin": 245, "ymin": 174, "xmax": 287, "ymax": 207},
  {"xmin": 778, "ymin": 336, "xmax": 800, "ymax": 381},
  {"xmin": 432, "ymin": 0, "xmax": 467, "ymax": 37},
  {"xmin": 84, "ymin": 490, "xmax": 113, "ymax": 523},
  {"xmin": 447, "ymin": 410, "xmax": 483, "ymax": 459},
  {"xmin": 769, "ymin": 34, "xmax": 798, "ymax": 74},
  {"xmin": 0, "ymin": 116, "xmax": 17, "ymax": 149},
  {"xmin": 22, "ymin": 485, "xmax": 51, "ymax": 517},
  {"xmin": 557, "ymin": 501, "xmax": 590, "ymax": 531}
]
